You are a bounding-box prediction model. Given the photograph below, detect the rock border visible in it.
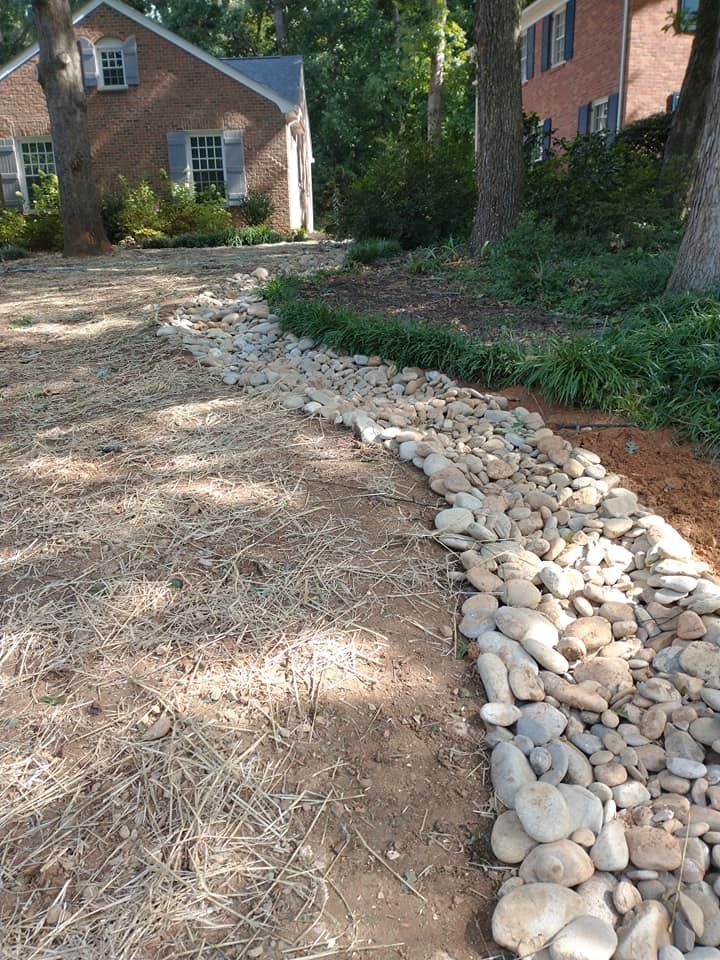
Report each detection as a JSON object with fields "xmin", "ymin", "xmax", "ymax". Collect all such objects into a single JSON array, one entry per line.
[{"xmin": 158, "ymin": 263, "xmax": 720, "ymax": 960}]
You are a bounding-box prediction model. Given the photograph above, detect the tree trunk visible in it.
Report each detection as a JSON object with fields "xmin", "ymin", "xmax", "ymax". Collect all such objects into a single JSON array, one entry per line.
[
  {"xmin": 273, "ymin": 0, "xmax": 286, "ymax": 51},
  {"xmin": 667, "ymin": 12, "xmax": 720, "ymax": 293},
  {"xmin": 662, "ymin": 0, "xmax": 719, "ymax": 181},
  {"xmin": 470, "ymin": 0, "xmax": 523, "ymax": 252},
  {"xmin": 427, "ymin": 0, "xmax": 447, "ymax": 141},
  {"xmin": 32, "ymin": 0, "xmax": 110, "ymax": 256}
]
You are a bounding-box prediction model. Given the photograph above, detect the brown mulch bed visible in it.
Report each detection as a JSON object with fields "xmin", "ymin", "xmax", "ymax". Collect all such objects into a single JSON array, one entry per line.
[{"xmin": 306, "ymin": 258, "xmax": 569, "ymax": 341}]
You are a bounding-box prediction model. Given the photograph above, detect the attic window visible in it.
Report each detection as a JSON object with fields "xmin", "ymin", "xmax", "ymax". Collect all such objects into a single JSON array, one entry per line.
[{"xmin": 98, "ymin": 40, "xmax": 126, "ymax": 88}]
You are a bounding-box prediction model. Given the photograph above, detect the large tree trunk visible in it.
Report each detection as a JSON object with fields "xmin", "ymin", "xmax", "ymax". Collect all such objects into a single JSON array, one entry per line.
[
  {"xmin": 667, "ymin": 12, "xmax": 720, "ymax": 293},
  {"xmin": 470, "ymin": 0, "xmax": 523, "ymax": 251},
  {"xmin": 427, "ymin": 0, "xmax": 447, "ymax": 141},
  {"xmin": 662, "ymin": 0, "xmax": 719, "ymax": 180},
  {"xmin": 273, "ymin": 0, "xmax": 286, "ymax": 51},
  {"xmin": 32, "ymin": 0, "xmax": 110, "ymax": 256}
]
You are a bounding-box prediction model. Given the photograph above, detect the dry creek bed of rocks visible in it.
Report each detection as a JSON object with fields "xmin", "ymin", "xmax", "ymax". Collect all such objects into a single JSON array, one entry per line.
[{"xmin": 156, "ymin": 259, "xmax": 720, "ymax": 960}]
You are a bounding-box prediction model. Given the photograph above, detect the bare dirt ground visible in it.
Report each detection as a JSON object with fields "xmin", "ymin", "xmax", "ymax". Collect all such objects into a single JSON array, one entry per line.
[
  {"xmin": 0, "ymin": 247, "xmax": 497, "ymax": 960},
  {"xmin": 307, "ymin": 261, "xmax": 566, "ymax": 342}
]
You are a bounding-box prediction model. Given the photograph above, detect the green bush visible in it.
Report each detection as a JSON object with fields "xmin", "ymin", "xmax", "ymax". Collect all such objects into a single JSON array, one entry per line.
[
  {"xmin": 0, "ymin": 243, "xmax": 27, "ymax": 260},
  {"xmin": 159, "ymin": 173, "xmax": 232, "ymax": 235},
  {"xmin": 237, "ymin": 191, "xmax": 275, "ymax": 226},
  {"xmin": 477, "ymin": 214, "xmax": 675, "ymax": 316},
  {"xmin": 340, "ymin": 136, "xmax": 476, "ymax": 248},
  {"xmin": 346, "ymin": 238, "xmax": 402, "ymax": 265},
  {"xmin": 140, "ymin": 225, "xmax": 283, "ymax": 249},
  {"xmin": 616, "ymin": 112, "xmax": 673, "ymax": 159},
  {"xmin": 525, "ymin": 132, "xmax": 682, "ymax": 249},
  {"xmin": 24, "ymin": 173, "xmax": 63, "ymax": 251},
  {"xmin": 0, "ymin": 209, "xmax": 26, "ymax": 247},
  {"xmin": 117, "ymin": 176, "xmax": 163, "ymax": 239}
]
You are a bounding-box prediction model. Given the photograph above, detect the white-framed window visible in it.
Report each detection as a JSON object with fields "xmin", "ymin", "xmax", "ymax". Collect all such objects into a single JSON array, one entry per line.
[
  {"xmin": 520, "ymin": 30, "xmax": 528, "ymax": 82},
  {"xmin": 19, "ymin": 138, "xmax": 56, "ymax": 202},
  {"xmin": 188, "ymin": 133, "xmax": 226, "ymax": 196},
  {"xmin": 590, "ymin": 97, "xmax": 610, "ymax": 134},
  {"xmin": 97, "ymin": 39, "xmax": 126, "ymax": 89},
  {"xmin": 551, "ymin": 6, "xmax": 566, "ymax": 66},
  {"xmin": 531, "ymin": 121, "xmax": 545, "ymax": 163}
]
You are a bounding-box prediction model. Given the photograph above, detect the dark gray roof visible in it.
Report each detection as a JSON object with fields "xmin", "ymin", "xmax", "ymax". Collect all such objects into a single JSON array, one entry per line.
[{"xmin": 222, "ymin": 55, "xmax": 303, "ymax": 109}]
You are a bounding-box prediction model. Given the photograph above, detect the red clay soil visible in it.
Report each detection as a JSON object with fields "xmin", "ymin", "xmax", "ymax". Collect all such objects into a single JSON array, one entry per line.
[{"xmin": 499, "ymin": 386, "xmax": 720, "ymax": 575}]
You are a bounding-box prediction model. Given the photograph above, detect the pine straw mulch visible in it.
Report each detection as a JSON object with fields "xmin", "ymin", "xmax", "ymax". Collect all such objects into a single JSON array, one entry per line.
[{"xmin": 0, "ymin": 249, "xmax": 498, "ymax": 960}]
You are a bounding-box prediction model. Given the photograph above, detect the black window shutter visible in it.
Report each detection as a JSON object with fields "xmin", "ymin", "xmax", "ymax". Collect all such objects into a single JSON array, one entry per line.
[
  {"xmin": 564, "ymin": 0, "xmax": 576, "ymax": 61},
  {"xmin": 607, "ymin": 92, "xmax": 620, "ymax": 138},
  {"xmin": 541, "ymin": 14, "xmax": 552, "ymax": 71},
  {"xmin": 542, "ymin": 117, "xmax": 552, "ymax": 158},
  {"xmin": 527, "ymin": 24, "xmax": 536, "ymax": 79},
  {"xmin": 577, "ymin": 103, "xmax": 590, "ymax": 135}
]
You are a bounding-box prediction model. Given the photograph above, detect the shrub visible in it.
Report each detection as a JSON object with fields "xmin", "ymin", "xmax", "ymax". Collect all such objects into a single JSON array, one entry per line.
[
  {"xmin": 100, "ymin": 190, "xmax": 127, "ymax": 243},
  {"xmin": 24, "ymin": 173, "xmax": 63, "ymax": 251},
  {"xmin": 140, "ymin": 225, "xmax": 283, "ymax": 249},
  {"xmin": 0, "ymin": 209, "xmax": 26, "ymax": 247},
  {"xmin": 616, "ymin": 112, "xmax": 673, "ymax": 159},
  {"xmin": 159, "ymin": 173, "xmax": 232, "ymax": 235},
  {"xmin": 0, "ymin": 243, "xmax": 27, "ymax": 260},
  {"xmin": 339, "ymin": 136, "xmax": 476, "ymax": 248},
  {"xmin": 116, "ymin": 176, "xmax": 163, "ymax": 239},
  {"xmin": 525, "ymin": 132, "xmax": 682, "ymax": 249},
  {"xmin": 346, "ymin": 238, "xmax": 402, "ymax": 266},
  {"xmin": 237, "ymin": 191, "xmax": 275, "ymax": 226}
]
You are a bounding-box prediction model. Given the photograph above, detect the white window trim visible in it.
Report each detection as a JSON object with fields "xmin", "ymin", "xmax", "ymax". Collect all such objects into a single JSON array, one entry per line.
[
  {"xmin": 15, "ymin": 136, "xmax": 56, "ymax": 209},
  {"xmin": 590, "ymin": 96, "xmax": 610, "ymax": 134},
  {"xmin": 520, "ymin": 29, "xmax": 529, "ymax": 83},
  {"xmin": 531, "ymin": 121, "xmax": 546, "ymax": 164},
  {"xmin": 96, "ymin": 38, "xmax": 128, "ymax": 91},
  {"xmin": 183, "ymin": 130, "xmax": 228, "ymax": 199},
  {"xmin": 550, "ymin": 5, "xmax": 566, "ymax": 68}
]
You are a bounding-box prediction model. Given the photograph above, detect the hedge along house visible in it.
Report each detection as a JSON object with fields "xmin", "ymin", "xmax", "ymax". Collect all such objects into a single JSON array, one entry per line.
[
  {"xmin": 517, "ymin": 0, "xmax": 695, "ymax": 156},
  {"xmin": 0, "ymin": 0, "xmax": 314, "ymax": 232}
]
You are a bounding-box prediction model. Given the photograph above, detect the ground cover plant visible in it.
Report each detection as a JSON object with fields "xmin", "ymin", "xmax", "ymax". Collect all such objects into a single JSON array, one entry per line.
[{"xmin": 265, "ymin": 264, "xmax": 720, "ymax": 458}]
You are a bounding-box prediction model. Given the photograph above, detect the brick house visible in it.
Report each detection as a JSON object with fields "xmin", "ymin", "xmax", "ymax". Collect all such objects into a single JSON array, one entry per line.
[
  {"xmin": 0, "ymin": 0, "xmax": 314, "ymax": 232},
  {"xmin": 518, "ymin": 0, "xmax": 695, "ymax": 154}
]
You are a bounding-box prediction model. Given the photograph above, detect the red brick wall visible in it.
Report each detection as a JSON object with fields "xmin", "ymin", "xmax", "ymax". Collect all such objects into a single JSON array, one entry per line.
[
  {"xmin": 625, "ymin": 0, "xmax": 693, "ymax": 122},
  {"xmin": 522, "ymin": 0, "xmax": 625, "ymax": 142},
  {"xmin": 521, "ymin": 0, "xmax": 692, "ymax": 141},
  {"xmin": 0, "ymin": 4, "xmax": 292, "ymax": 229}
]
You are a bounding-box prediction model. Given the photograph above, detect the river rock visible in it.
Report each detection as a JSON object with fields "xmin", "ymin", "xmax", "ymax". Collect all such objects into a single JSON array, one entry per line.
[
  {"xmin": 515, "ymin": 782, "xmax": 573, "ymax": 842},
  {"xmin": 480, "ymin": 702, "xmax": 521, "ymax": 727},
  {"xmin": 521, "ymin": 635, "xmax": 570, "ymax": 674},
  {"xmin": 508, "ymin": 665, "xmax": 545, "ymax": 701},
  {"xmin": 519, "ymin": 839, "xmax": 595, "ymax": 886},
  {"xmin": 679, "ymin": 642, "xmax": 720, "ymax": 683},
  {"xmin": 491, "ymin": 741, "xmax": 536, "ymax": 809},
  {"xmin": 614, "ymin": 900, "xmax": 671, "ymax": 960},
  {"xmin": 564, "ymin": 616, "xmax": 613, "ymax": 653},
  {"xmin": 504, "ymin": 579, "xmax": 543, "ymax": 608},
  {"xmin": 591, "ymin": 819, "xmax": 629, "ymax": 872},
  {"xmin": 626, "ymin": 827, "xmax": 683, "ymax": 871},
  {"xmin": 548, "ymin": 915, "xmax": 618, "ymax": 960},
  {"xmin": 476, "ymin": 653, "xmax": 512, "ymax": 704},
  {"xmin": 491, "ymin": 883, "xmax": 584, "ymax": 956},
  {"xmin": 490, "ymin": 810, "xmax": 538, "ymax": 864},
  {"xmin": 575, "ymin": 872, "xmax": 620, "ymax": 928},
  {"xmin": 517, "ymin": 702, "xmax": 568, "ymax": 745},
  {"xmin": 495, "ymin": 606, "xmax": 559, "ymax": 647},
  {"xmin": 559, "ymin": 784, "xmax": 604, "ymax": 835}
]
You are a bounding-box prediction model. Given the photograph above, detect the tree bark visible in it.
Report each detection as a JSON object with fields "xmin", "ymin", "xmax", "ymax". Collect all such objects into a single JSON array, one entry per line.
[
  {"xmin": 427, "ymin": 0, "xmax": 447, "ymax": 141},
  {"xmin": 32, "ymin": 0, "xmax": 110, "ymax": 256},
  {"xmin": 667, "ymin": 11, "xmax": 720, "ymax": 293},
  {"xmin": 470, "ymin": 0, "xmax": 523, "ymax": 252},
  {"xmin": 662, "ymin": 0, "xmax": 719, "ymax": 180},
  {"xmin": 273, "ymin": 0, "xmax": 286, "ymax": 51}
]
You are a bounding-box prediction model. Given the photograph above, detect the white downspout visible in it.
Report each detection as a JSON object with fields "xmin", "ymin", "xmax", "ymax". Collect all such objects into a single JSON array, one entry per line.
[{"xmin": 617, "ymin": 0, "xmax": 631, "ymax": 131}]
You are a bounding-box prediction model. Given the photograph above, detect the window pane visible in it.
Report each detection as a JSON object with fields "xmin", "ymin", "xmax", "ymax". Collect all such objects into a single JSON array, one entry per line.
[
  {"xmin": 21, "ymin": 140, "xmax": 56, "ymax": 201},
  {"xmin": 100, "ymin": 48, "xmax": 126, "ymax": 86},
  {"xmin": 189, "ymin": 134, "xmax": 226, "ymax": 196}
]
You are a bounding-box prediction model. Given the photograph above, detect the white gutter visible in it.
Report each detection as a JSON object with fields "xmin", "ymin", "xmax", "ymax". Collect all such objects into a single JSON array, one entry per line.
[{"xmin": 617, "ymin": 0, "xmax": 631, "ymax": 131}]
